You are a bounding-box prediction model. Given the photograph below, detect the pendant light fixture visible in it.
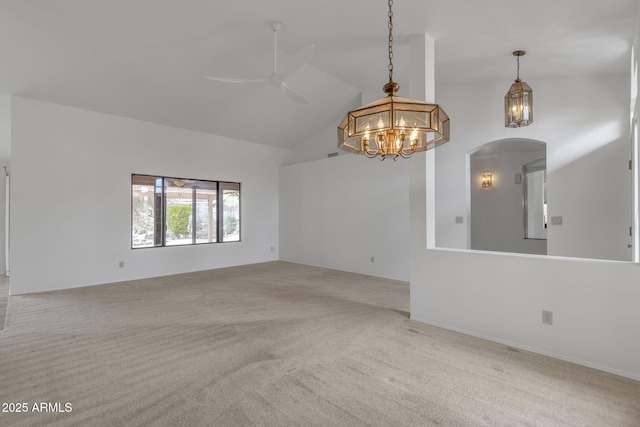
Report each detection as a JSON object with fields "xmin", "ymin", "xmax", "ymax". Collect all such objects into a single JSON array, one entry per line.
[
  {"xmin": 337, "ymin": 0, "xmax": 450, "ymax": 160},
  {"xmin": 505, "ymin": 50, "xmax": 533, "ymax": 128}
]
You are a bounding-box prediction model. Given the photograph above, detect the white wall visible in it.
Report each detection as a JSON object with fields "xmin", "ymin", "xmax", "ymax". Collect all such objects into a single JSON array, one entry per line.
[
  {"xmin": 10, "ymin": 97, "xmax": 289, "ymax": 295},
  {"xmin": 280, "ymin": 154, "xmax": 410, "ymax": 281},
  {"xmin": 633, "ymin": 3, "xmax": 640, "ymax": 264},
  {"xmin": 411, "ymin": 75, "xmax": 640, "ymax": 380},
  {"xmin": 287, "ymin": 94, "xmax": 362, "ymax": 166},
  {"xmin": 0, "ymin": 94, "xmax": 10, "ymax": 276},
  {"xmin": 287, "ymin": 119, "xmax": 348, "ymax": 165},
  {"xmin": 411, "ymin": 245, "xmax": 640, "ymax": 380},
  {"xmin": 435, "ymin": 76, "xmax": 631, "ymax": 261},
  {"xmin": 470, "ymin": 145, "xmax": 547, "ymax": 255},
  {"xmin": 0, "ymin": 94, "xmax": 10, "ymax": 160}
]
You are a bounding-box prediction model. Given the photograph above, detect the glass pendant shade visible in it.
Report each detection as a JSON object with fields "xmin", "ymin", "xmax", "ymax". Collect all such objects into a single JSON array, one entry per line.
[
  {"xmin": 505, "ymin": 50, "xmax": 533, "ymax": 128},
  {"xmin": 338, "ymin": 94, "xmax": 450, "ymax": 160},
  {"xmin": 505, "ymin": 79, "xmax": 533, "ymax": 127}
]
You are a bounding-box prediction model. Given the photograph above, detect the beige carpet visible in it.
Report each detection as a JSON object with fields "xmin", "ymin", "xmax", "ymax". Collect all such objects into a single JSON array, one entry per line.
[{"xmin": 0, "ymin": 261, "xmax": 638, "ymax": 426}]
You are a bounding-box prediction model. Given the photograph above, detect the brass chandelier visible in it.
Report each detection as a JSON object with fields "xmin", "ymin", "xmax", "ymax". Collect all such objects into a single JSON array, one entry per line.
[
  {"xmin": 337, "ymin": 0, "xmax": 450, "ymax": 160},
  {"xmin": 505, "ymin": 50, "xmax": 533, "ymax": 127}
]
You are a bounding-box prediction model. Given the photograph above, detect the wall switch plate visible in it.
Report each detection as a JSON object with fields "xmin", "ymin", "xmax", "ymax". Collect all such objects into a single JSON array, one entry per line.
[
  {"xmin": 550, "ymin": 216, "xmax": 563, "ymax": 225},
  {"xmin": 119, "ymin": 261, "xmax": 124, "ymax": 268},
  {"xmin": 455, "ymin": 216, "xmax": 464, "ymax": 224},
  {"xmin": 515, "ymin": 173, "xmax": 522, "ymax": 184},
  {"xmin": 542, "ymin": 310, "xmax": 553, "ymax": 325},
  {"xmin": 370, "ymin": 256, "xmax": 375, "ymax": 263},
  {"xmin": 270, "ymin": 246, "xmax": 275, "ymax": 252}
]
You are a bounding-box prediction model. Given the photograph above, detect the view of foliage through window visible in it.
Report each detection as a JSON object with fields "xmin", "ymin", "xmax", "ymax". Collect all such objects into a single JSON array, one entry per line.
[
  {"xmin": 131, "ymin": 175, "xmax": 240, "ymax": 248},
  {"xmin": 167, "ymin": 205, "xmax": 191, "ymax": 240}
]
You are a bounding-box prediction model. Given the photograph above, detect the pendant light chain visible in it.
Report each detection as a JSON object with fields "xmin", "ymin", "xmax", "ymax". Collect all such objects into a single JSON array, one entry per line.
[
  {"xmin": 388, "ymin": 0, "xmax": 394, "ymax": 83},
  {"xmin": 516, "ymin": 54, "xmax": 520, "ymax": 81}
]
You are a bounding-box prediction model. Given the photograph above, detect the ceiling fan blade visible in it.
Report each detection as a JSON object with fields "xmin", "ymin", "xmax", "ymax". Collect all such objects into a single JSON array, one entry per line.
[
  {"xmin": 280, "ymin": 82, "xmax": 309, "ymax": 104},
  {"xmin": 204, "ymin": 22, "xmax": 313, "ymax": 105},
  {"xmin": 204, "ymin": 76, "xmax": 268, "ymax": 84},
  {"xmin": 280, "ymin": 44, "xmax": 315, "ymax": 79}
]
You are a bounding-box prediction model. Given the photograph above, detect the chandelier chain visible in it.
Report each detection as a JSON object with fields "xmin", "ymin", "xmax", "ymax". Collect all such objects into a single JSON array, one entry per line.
[
  {"xmin": 516, "ymin": 55, "xmax": 520, "ymax": 80},
  {"xmin": 388, "ymin": 0, "xmax": 394, "ymax": 82}
]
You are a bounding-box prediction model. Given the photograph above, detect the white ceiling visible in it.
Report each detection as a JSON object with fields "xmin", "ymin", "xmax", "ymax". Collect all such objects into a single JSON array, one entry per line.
[{"xmin": 0, "ymin": 0, "xmax": 636, "ymax": 149}]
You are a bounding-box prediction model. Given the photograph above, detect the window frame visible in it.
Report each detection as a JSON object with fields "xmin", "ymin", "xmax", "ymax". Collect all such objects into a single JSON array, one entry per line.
[{"xmin": 131, "ymin": 174, "xmax": 241, "ymax": 249}]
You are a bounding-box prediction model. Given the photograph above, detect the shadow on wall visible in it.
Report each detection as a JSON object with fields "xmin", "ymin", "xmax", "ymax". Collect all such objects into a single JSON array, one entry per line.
[{"xmin": 548, "ymin": 138, "xmax": 632, "ymax": 261}]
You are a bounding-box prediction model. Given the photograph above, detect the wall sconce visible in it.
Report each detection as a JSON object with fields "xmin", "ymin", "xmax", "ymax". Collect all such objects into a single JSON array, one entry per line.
[{"xmin": 482, "ymin": 173, "xmax": 493, "ymax": 188}]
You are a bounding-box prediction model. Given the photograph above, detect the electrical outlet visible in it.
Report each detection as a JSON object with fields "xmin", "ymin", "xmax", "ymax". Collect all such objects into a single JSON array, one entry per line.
[
  {"xmin": 370, "ymin": 256, "xmax": 375, "ymax": 263},
  {"xmin": 542, "ymin": 310, "xmax": 553, "ymax": 325},
  {"xmin": 119, "ymin": 261, "xmax": 125, "ymax": 268},
  {"xmin": 270, "ymin": 246, "xmax": 275, "ymax": 252}
]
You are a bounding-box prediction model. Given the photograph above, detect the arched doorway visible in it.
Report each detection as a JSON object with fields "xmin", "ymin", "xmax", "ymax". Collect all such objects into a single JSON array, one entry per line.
[{"xmin": 469, "ymin": 138, "xmax": 546, "ymax": 255}]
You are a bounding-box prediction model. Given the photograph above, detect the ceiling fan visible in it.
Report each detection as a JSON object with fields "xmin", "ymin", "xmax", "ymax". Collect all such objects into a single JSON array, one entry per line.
[{"xmin": 205, "ymin": 21, "xmax": 315, "ymax": 104}]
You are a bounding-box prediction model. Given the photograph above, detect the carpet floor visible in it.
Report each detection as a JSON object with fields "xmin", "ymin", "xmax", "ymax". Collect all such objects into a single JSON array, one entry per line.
[
  {"xmin": 0, "ymin": 275, "xmax": 8, "ymax": 330},
  {"xmin": 0, "ymin": 261, "xmax": 638, "ymax": 426}
]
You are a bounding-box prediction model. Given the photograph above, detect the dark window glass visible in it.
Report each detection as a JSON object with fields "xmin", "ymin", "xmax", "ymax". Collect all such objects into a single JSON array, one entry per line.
[{"xmin": 131, "ymin": 175, "xmax": 239, "ymax": 248}]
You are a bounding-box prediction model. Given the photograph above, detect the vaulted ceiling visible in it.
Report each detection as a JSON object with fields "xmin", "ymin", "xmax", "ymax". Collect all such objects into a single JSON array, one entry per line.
[{"xmin": 0, "ymin": 0, "xmax": 636, "ymax": 149}]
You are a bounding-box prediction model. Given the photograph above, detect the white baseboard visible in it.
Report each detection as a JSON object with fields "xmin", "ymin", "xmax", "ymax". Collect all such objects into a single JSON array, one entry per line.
[{"xmin": 410, "ymin": 315, "xmax": 640, "ymax": 382}]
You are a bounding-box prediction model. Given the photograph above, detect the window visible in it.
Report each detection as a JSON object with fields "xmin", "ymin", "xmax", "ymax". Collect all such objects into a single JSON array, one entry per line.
[
  {"xmin": 131, "ymin": 175, "xmax": 240, "ymax": 248},
  {"xmin": 220, "ymin": 182, "xmax": 240, "ymax": 242}
]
